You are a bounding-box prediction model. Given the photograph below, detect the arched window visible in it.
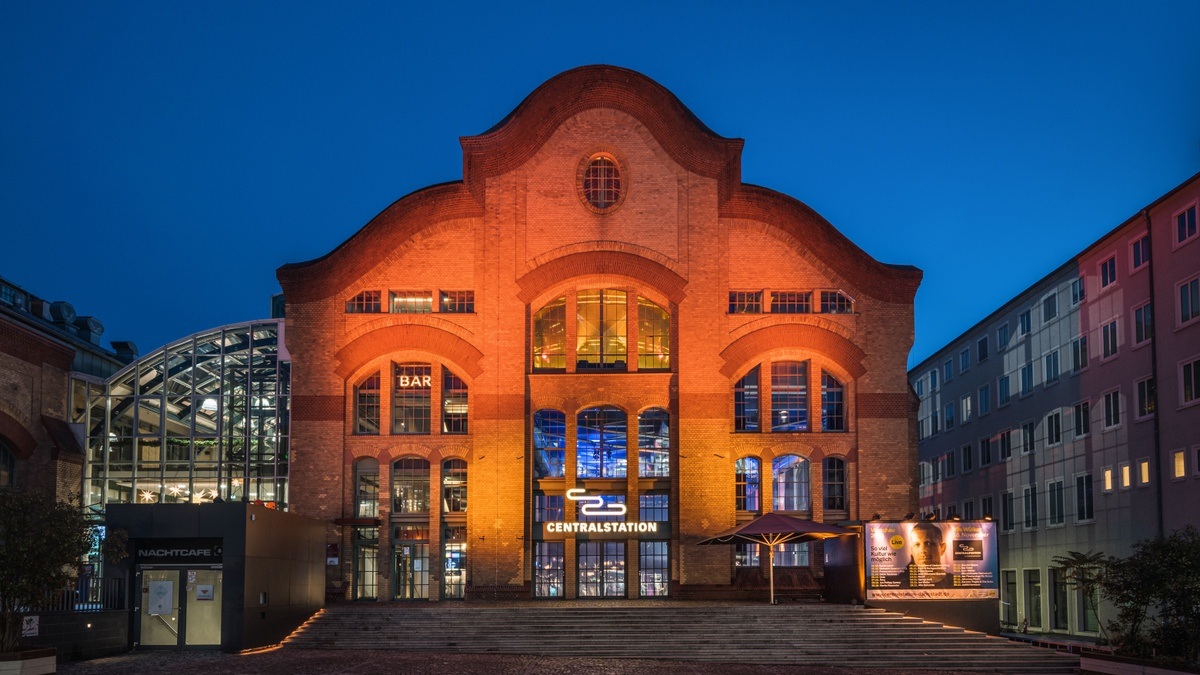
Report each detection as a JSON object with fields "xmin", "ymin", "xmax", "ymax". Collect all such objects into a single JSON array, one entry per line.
[
  {"xmin": 734, "ymin": 367, "xmax": 760, "ymax": 432},
  {"xmin": 735, "ymin": 457, "xmax": 760, "ymax": 512},
  {"xmin": 533, "ymin": 410, "xmax": 566, "ymax": 478},
  {"xmin": 393, "ymin": 363, "xmax": 431, "ymax": 434},
  {"xmin": 772, "ymin": 455, "xmax": 810, "ymax": 512},
  {"xmin": 442, "ymin": 459, "xmax": 467, "ymax": 512},
  {"xmin": 576, "ymin": 290, "xmax": 627, "ymax": 369},
  {"xmin": 442, "ymin": 368, "xmax": 468, "ymax": 434},
  {"xmin": 533, "ymin": 298, "xmax": 567, "ymax": 370},
  {"xmin": 824, "ymin": 457, "xmax": 846, "ymax": 512},
  {"xmin": 392, "ymin": 458, "xmax": 430, "ymax": 513},
  {"xmin": 582, "ymin": 155, "xmax": 621, "ymax": 210},
  {"xmin": 354, "ymin": 458, "xmax": 379, "ymax": 517},
  {"xmin": 822, "ymin": 373, "xmax": 845, "ymax": 431},
  {"xmin": 637, "ymin": 408, "xmax": 670, "ymax": 478},
  {"xmin": 771, "ymin": 362, "xmax": 808, "ymax": 432},
  {"xmin": 354, "ymin": 372, "xmax": 380, "ymax": 435},
  {"xmin": 576, "ymin": 407, "xmax": 626, "ymax": 479},
  {"xmin": 0, "ymin": 439, "xmax": 14, "ymax": 487},
  {"xmin": 637, "ymin": 298, "xmax": 670, "ymax": 370}
]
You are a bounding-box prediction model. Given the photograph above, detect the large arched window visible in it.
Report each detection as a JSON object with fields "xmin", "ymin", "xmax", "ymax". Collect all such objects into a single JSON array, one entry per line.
[
  {"xmin": 442, "ymin": 459, "xmax": 467, "ymax": 512},
  {"xmin": 576, "ymin": 290, "xmax": 627, "ymax": 369},
  {"xmin": 734, "ymin": 367, "xmax": 760, "ymax": 432},
  {"xmin": 354, "ymin": 458, "xmax": 379, "ymax": 517},
  {"xmin": 393, "ymin": 363, "xmax": 431, "ymax": 434},
  {"xmin": 822, "ymin": 373, "xmax": 845, "ymax": 432},
  {"xmin": 577, "ymin": 407, "xmax": 627, "ymax": 479},
  {"xmin": 772, "ymin": 455, "xmax": 810, "ymax": 512},
  {"xmin": 392, "ymin": 458, "xmax": 430, "ymax": 513},
  {"xmin": 533, "ymin": 409, "xmax": 566, "ymax": 478},
  {"xmin": 354, "ymin": 372, "xmax": 380, "ymax": 435},
  {"xmin": 735, "ymin": 457, "xmax": 760, "ymax": 512},
  {"xmin": 533, "ymin": 298, "xmax": 567, "ymax": 369},
  {"xmin": 824, "ymin": 457, "xmax": 846, "ymax": 512},
  {"xmin": 442, "ymin": 369, "xmax": 468, "ymax": 434},
  {"xmin": 771, "ymin": 362, "xmax": 808, "ymax": 432},
  {"xmin": 637, "ymin": 408, "xmax": 670, "ymax": 478},
  {"xmin": 637, "ymin": 298, "xmax": 670, "ymax": 370},
  {"xmin": 0, "ymin": 439, "xmax": 14, "ymax": 487}
]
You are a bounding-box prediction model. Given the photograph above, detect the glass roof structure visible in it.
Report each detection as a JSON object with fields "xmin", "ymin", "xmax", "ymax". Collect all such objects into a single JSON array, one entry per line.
[{"xmin": 83, "ymin": 320, "xmax": 290, "ymax": 517}]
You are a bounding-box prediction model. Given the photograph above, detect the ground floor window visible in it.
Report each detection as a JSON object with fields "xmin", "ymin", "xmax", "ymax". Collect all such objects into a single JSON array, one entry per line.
[
  {"xmin": 1079, "ymin": 587, "xmax": 1099, "ymax": 632},
  {"xmin": 1050, "ymin": 569, "xmax": 1069, "ymax": 630},
  {"xmin": 578, "ymin": 541, "xmax": 625, "ymax": 598},
  {"xmin": 534, "ymin": 542, "xmax": 565, "ymax": 598},
  {"xmin": 735, "ymin": 543, "xmax": 760, "ymax": 567},
  {"xmin": 444, "ymin": 526, "xmax": 466, "ymax": 599},
  {"xmin": 1001, "ymin": 570, "xmax": 1017, "ymax": 627},
  {"xmin": 639, "ymin": 541, "xmax": 669, "ymax": 597},
  {"xmin": 773, "ymin": 542, "xmax": 809, "ymax": 567},
  {"xmin": 1025, "ymin": 569, "xmax": 1042, "ymax": 628},
  {"xmin": 353, "ymin": 527, "xmax": 378, "ymax": 600}
]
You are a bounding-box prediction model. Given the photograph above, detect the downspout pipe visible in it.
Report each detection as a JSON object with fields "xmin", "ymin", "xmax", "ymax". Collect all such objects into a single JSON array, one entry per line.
[{"xmin": 1144, "ymin": 209, "xmax": 1165, "ymax": 539}]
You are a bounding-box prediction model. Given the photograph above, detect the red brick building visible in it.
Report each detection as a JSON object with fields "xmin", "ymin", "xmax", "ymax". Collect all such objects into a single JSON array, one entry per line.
[{"xmin": 278, "ymin": 66, "xmax": 921, "ymax": 601}]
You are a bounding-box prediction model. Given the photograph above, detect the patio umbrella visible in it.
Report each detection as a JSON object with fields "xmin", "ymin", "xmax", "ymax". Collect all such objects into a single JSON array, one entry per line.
[{"xmin": 697, "ymin": 512, "xmax": 853, "ymax": 604}]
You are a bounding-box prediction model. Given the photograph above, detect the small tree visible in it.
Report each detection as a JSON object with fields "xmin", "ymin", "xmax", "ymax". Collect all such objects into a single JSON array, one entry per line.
[
  {"xmin": 0, "ymin": 489, "xmax": 94, "ymax": 653},
  {"xmin": 1101, "ymin": 526, "xmax": 1200, "ymax": 666},
  {"xmin": 1051, "ymin": 550, "xmax": 1107, "ymax": 642}
]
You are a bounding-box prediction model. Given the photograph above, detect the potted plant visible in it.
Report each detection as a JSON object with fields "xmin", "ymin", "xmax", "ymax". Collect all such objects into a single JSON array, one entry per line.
[{"xmin": 0, "ymin": 489, "xmax": 95, "ymax": 673}]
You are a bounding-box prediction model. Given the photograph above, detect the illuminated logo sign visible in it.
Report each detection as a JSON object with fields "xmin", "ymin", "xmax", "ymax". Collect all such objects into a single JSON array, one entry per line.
[
  {"xmin": 566, "ymin": 488, "xmax": 627, "ymax": 517},
  {"xmin": 396, "ymin": 375, "xmax": 432, "ymax": 388},
  {"xmin": 542, "ymin": 489, "xmax": 659, "ymax": 535}
]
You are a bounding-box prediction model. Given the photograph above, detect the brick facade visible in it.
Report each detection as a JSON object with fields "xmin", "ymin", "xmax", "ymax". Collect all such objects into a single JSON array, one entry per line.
[{"xmin": 279, "ymin": 66, "xmax": 921, "ymax": 601}]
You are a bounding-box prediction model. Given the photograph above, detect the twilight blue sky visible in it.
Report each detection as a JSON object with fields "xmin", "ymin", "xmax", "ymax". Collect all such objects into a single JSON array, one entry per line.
[{"xmin": 2, "ymin": 3, "xmax": 1198, "ymax": 368}]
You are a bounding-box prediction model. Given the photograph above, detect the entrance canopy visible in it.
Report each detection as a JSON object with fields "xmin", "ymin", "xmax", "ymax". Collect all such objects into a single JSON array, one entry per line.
[{"xmin": 698, "ymin": 513, "xmax": 853, "ymax": 604}]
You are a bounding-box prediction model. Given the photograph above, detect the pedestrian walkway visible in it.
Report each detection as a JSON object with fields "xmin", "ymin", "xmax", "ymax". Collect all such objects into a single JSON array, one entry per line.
[{"xmin": 283, "ymin": 601, "xmax": 1080, "ymax": 673}]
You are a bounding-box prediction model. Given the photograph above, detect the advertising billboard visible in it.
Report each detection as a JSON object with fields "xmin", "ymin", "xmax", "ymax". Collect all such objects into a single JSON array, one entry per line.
[{"xmin": 864, "ymin": 521, "xmax": 998, "ymax": 601}]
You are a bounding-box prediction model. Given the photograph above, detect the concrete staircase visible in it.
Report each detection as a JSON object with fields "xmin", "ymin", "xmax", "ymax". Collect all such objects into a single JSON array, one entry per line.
[{"xmin": 282, "ymin": 602, "xmax": 1080, "ymax": 672}]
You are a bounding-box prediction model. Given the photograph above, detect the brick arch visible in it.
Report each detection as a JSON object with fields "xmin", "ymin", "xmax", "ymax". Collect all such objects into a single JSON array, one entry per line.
[
  {"xmin": 0, "ymin": 411, "xmax": 37, "ymax": 460},
  {"xmin": 334, "ymin": 325, "xmax": 484, "ymax": 381},
  {"xmin": 718, "ymin": 324, "xmax": 867, "ymax": 380},
  {"xmin": 460, "ymin": 65, "xmax": 744, "ymax": 204},
  {"xmin": 516, "ymin": 250, "xmax": 688, "ymax": 306}
]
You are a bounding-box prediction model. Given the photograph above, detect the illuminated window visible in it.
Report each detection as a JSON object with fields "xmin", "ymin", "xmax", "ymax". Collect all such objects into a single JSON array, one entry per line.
[
  {"xmin": 1136, "ymin": 377, "xmax": 1155, "ymax": 419},
  {"xmin": 734, "ymin": 367, "xmax": 760, "ymax": 432},
  {"xmin": 354, "ymin": 372, "xmax": 380, "ymax": 435},
  {"xmin": 771, "ymin": 362, "xmax": 808, "ymax": 432},
  {"xmin": 532, "ymin": 297, "xmax": 567, "ymax": 370},
  {"xmin": 533, "ymin": 542, "xmax": 565, "ymax": 599},
  {"xmin": 1174, "ymin": 451, "xmax": 1186, "ymax": 479},
  {"xmin": 770, "ymin": 291, "xmax": 811, "ymax": 313},
  {"xmin": 735, "ymin": 543, "xmax": 760, "ymax": 567},
  {"xmin": 581, "ymin": 155, "xmax": 621, "ymax": 211},
  {"xmin": 1138, "ymin": 459, "xmax": 1150, "ymax": 486},
  {"xmin": 735, "ymin": 457, "xmax": 760, "ymax": 512},
  {"xmin": 637, "ymin": 408, "xmax": 670, "ymax": 478},
  {"xmin": 1103, "ymin": 467, "xmax": 1113, "ymax": 492},
  {"xmin": 354, "ymin": 458, "xmax": 378, "ymax": 518},
  {"xmin": 389, "ymin": 290, "xmax": 433, "ymax": 314},
  {"xmin": 639, "ymin": 541, "xmax": 669, "ymax": 597},
  {"xmin": 576, "ymin": 407, "xmax": 627, "ymax": 479},
  {"xmin": 576, "ymin": 289, "xmax": 627, "ymax": 369},
  {"xmin": 392, "ymin": 458, "xmax": 430, "ymax": 513},
  {"xmin": 441, "ymin": 368, "xmax": 468, "ymax": 434},
  {"xmin": 773, "ymin": 542, "xmax": 809, "ymax": 567},
  {"xmin": 393, "ymin": 363, "xmax": 431, "ymax": 434},
  {"xmin": 533, "ymin": 494, "xmax": 564, "ymax": 521},
  {"xmin": 442, "ymin": 459, "xmax": 467, "ymax": 512},
  {"xmin": 637, "ymin": 297, "xmax": 670, "ymax": 370},
  {"xmin": 346, "ymin": 290, "xmax": 382, "ymax": 313},
  {"xmin": 533, "ymin": 410, "xmax": 566, "ymax": 479},
  {"xmin": 639, "ymin": 493, "xmax": 669, "ymax": 521},
  {"xmin": 1119, "ymin": 462, "xmax": 1131, "ymax": 489},
  {"xmin": 772, "ymin": 455, "xmax": 810, "ymax": 512}
]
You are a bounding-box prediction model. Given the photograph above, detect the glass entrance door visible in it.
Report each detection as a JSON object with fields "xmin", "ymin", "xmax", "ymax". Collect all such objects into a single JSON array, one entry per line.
[
  {"xmin": 140, "ymin": 570, "xmax": 181, "ymax": 646},
  {"xmin": 138, "ymin": 567, "xmax": 223, "ymax": 648},
  {"xmin": 394, "ymin": 542, "xmax": 429, "ymax": 599},
  {"xmin": 578, "ymin": 541, "xmax": 625, "ymax": 598}
]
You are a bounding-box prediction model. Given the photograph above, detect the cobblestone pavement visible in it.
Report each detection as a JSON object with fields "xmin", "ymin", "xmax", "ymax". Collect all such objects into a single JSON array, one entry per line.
[{"xmin": 56, "ymin": 648, "xmax": 997, "ymax": 674}]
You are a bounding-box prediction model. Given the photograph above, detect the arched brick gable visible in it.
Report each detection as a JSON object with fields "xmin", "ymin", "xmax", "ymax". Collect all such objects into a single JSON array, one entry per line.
[
  {"xmin": 721, "ymin": 184, "xmax": 921, "ymax": 304},
  {"xmin": 461, "ymin": 65, "xmax": 744, "ymax": 204},
  {"xmin": 516, "ymin": 250, "xmax": 688, "ymax": 305},
  {"xmin": 718, "ymin": 324, "xmax": 868, "ymax": 380},
  {"xmin": 334, "ymin": 324, "xmax": 485, "ymax": 381},
  {"xmin": 0, "ymin": 411, "xmax": 37, "ymax": 460},
  {"xmin": 278, "ymin": 183, "xmax": 483, "ymax": 303}
]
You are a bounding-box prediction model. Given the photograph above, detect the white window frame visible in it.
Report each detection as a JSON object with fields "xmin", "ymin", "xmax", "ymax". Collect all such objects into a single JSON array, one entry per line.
[
  {"xmin": 1070, "ymin": 276, "xmax": 1086, "ymax": 306},
  {"xmin": 1047, "ymin": 478, "xmax": 1065, "ymax": 527},
  {"xmin": 1045, "ymin": 411, "xmax": 1062, "ymax": 447},
  {"xmin": 1133, "ymin": 301, "xmax": 1153, "ymax": 347},
  {"xmin": 1181, "ymin": 355, "xmax": 1200, "ymax": 409},
  {"xmin": 1135, "ymin": 376, "xmax": 1155, "ymax": 420},
  {"xmin": 1130, "ymin": 232, "xmax": 1150, "ymax": 273},
  {"xmin": 1042, "ymin": 292, "xmax": 1058, "ymax": 323},
  {"xmin": 1174, "ymin": 202, "xmax": 1198, "ymax": 249},
  {"xmin": 1103, "ymin": 389, "xmax": 1121, "ymax": 430},
  {"xmin": 960, "ymin": 394, "xmax": 973, "ymax": 425},
  {"xmin": 1043, "ymin": 349, "xmax": 1060, "ymax": 385},
  {"xmin": 1179, "ymin": 274, "xmax": 1200, "ymax": 328},
  {"xmin": 1074, "ymin": 472, "xmax": 1094, "ymax": 523},
  {"xmin": 1071, "ymin": 334, "xmax": 1089, "ymax": 373},
  {"xmin": 1073, "ymin": 400, "xmax": 1090, "ymax": 439},
  {"xmin": 1101, "ymin": 320, "xmax": 1119, "ymax": 361},
  {"xmin": 1099, "ymin": 255, "xmax": 1117, "ymax": 290}
]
